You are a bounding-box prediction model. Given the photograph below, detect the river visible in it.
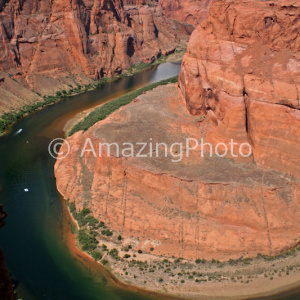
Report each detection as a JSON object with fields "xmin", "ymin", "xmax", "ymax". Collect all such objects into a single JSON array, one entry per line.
[
  {"xmin": 0, "ymin": 61, "xmax": 299, "ymax": 300},
  {"xmin": 0, "ymin": 62, "xmax": 181, "ymax": 300}
]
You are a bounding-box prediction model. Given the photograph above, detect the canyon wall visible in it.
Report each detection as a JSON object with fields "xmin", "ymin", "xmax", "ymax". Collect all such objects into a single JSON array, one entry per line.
[
  {"xmin": 55, "ymin": 0, "xmax": 300, "ymax": 261},
  {"xmin": 0, "ymin": 0, "xmax": 183, "ymax": 114},
  {"xmin": 160, "ymin": 0, "xmax": 213, "ymax": 26},
  {"xmin": 179, "ymin": 0, "xmax": 300, "ymax": 179}
]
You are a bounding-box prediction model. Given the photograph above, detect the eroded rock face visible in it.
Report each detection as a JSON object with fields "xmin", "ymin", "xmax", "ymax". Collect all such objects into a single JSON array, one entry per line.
[
  {"xmin": 0, "ymin": 0, "xmax": 182, "ymax": 114},
  {"xmin": 160, "ymin": 0, "xmax": 213, "ymax": 26},
  {"xmin": 55, "ymin": 0, "xmax": 300, "ymax": 261},
  {"xmin": 178, "ymin": 0, "xmax": 300, "ymax": 179},
  {"xmin": 55, "ymin": 84, "xmax": 300, "ymax": 260}
]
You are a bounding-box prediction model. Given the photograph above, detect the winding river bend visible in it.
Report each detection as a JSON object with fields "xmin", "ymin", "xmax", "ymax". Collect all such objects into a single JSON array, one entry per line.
[
  {"xmin": 0, "ymin": 61, "xmax": 299, "ymax": 300},
  {"xmin": 0, "ymin": 62, "xmax": 181, "ymax": 300}
]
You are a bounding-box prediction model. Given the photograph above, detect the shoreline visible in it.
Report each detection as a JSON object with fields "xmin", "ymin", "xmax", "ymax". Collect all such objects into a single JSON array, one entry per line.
[
  {"xmin": 56, "ymin": 80, "xmax": 300, "ymax": 300},
  {"xmin": 0, "ymin": 47, "xmax": 185, "ymax": 138},
  {"xmin": 62, "ymin": 197, "xmax": 180, "ymax": 300},
  {"xmin": 60, "ymin": 195, "xmax": 300, "ymax": 300}
]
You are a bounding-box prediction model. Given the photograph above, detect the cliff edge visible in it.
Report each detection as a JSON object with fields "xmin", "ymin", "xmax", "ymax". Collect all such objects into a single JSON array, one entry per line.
[
  {"xmin": 55, "ymin": 0, "xmax": 300, "ymax": 261},
  {"xmin": 0, "ymin": 0, "xmax": 185, "ymax": 115}
]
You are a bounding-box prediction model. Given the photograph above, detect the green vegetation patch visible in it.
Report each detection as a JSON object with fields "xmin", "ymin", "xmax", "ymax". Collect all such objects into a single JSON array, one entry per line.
[
  {"xmin": 108, "ymin": 248, "xmax": 119, "ymax": 260},
  {"xmin": 67, "ymin": 201, "xmax": 99, "ymax": 229},
  {"xmin": 0, "ymin": 77, "xmax": 112, "ymax": 134},
  {"xmin": 78, "ymin": 229, "xmax": 99, "ymax": 252},
  {"xmin": 68, "ymin": 75, "xmax": 179, "ymax": 136},
  {"xmin": 91, "ymin": 250, "xmax": 103, "ymax": 261}
]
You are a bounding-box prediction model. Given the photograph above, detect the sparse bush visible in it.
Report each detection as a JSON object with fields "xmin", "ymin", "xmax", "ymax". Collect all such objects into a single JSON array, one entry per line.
[
  {"xmin": 101, "ymin": 229, "xmax": 113, "ymax": 236},
  {"xmin": 78, "ymin": 229, "xmax": 99, "ymax": 252},
  {"xmin": 69, "ymin": 76, "xmax": 179, "ymax": 136},
  {"xmin": 91, "ymin": 250, "xmax": 102, "ymax": 261},
  {"xmin": 109, "ymin": 248, "xmax": 119, "ymax": 260}
]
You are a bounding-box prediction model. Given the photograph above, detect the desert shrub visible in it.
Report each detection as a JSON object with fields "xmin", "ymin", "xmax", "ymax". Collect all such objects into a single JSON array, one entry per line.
[
  {"xmin": 85, "ymin": 216, "xmax": 99, "ymax": 228},
  {"xmin": 68, "ymin": 201, "xmax": 76, "ymax": 214},
  {"xmin": 78, "ymin": 229, "xmax": 99, "ymax": 251},
  {"xmin": 109, "ymin": 248, "xmax": 119, "ymax": 259},
  {"xmin": 91, "ymin": 250, "xmax": 102, "ymax": 261},
  {"xmin": 101, "ymin": 229, "xmax": 113, "ymax": 236}
]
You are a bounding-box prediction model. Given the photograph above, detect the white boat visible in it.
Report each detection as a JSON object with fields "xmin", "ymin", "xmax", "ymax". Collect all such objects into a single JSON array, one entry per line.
[{"xmin": 15, "ymin": 129, "xmax": 23, "ymax": 135}]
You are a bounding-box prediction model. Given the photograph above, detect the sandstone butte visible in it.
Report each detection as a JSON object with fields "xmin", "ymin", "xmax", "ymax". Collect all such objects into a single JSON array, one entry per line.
[
  {"xmin": 0, "ymin": 0, "xmax": 192, "ymax": 115},
  {"xmin": 55, "ymin": 0, "xmax": 300, "ymax": 261}
]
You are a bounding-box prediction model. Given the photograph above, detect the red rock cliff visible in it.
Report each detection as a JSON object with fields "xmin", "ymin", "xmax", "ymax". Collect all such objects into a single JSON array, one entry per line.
[
  {"xmin": 55, "ymin": 0, "xmax": 300, "ymax": 261},
  {"xmin": 160, "ymin": 0, "xmax": 213, "ymax": 26},
  {"xmin": 0, "ymin": 0, "xmax": 182, "ymax": 114},
  {"xmin": 179, "ymin": 0, "xmax": 300, "ymax": 179}
]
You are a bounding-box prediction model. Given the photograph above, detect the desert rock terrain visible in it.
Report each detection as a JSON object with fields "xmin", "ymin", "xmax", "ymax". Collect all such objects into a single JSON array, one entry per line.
[
  {"xmin": 55, "ymin": 0, "xmax": 300, "ymax": 261},
  {"xmin": 55, "ymin": 82, "xmax": 300, "ymax": 260},
  {"xmin": 54, "ymin": 0, "xmax": 300, "ymax": 296},
  {"xmin": 0, "ymin": 0, "xmax": 186, "ymax": 115},
  {"xmin": 160, "ymin": 0, "xmax": 213, "ymax": 26},
  {"xmin": 178, "ymin": 0, "xmax": 300, "ymax": 178}
]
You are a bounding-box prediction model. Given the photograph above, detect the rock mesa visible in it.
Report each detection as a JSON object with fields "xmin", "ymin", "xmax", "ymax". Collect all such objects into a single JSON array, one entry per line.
[{"xmin": 55, "ymin": 0, "xmax": 300, "ymax": 261}]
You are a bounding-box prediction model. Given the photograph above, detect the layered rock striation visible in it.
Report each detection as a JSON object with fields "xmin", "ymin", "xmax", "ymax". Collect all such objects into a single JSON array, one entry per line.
[
  {"xmin": 0, "ymin": 0, "xmax": 183, "ymax": 114},
  {"xmin": 55, "ymin": 0, "xmax": 300, "ymax": 261},
  {"xmin": 55, "ymin": 85, "xmax": 300, "ymax": 260},
  {"xmin": 178, "ymin": 0, "xmax": 300, "ymax": 179},
  {"xmin": 160, "ymin": 0, "xmax": 213, "ymax": 26}
]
